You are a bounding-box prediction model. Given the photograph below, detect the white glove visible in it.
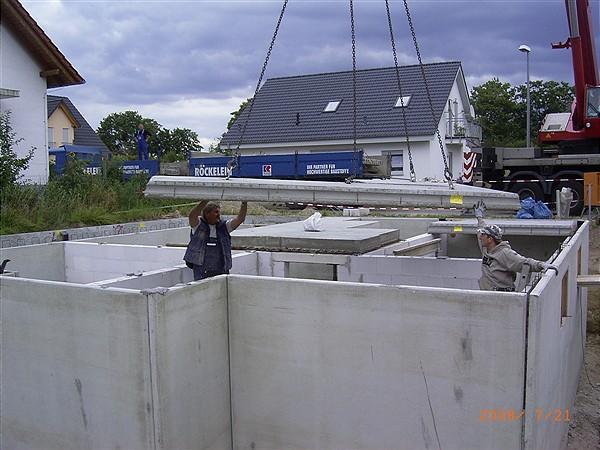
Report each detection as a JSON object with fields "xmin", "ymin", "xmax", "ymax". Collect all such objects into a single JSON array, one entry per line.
[
  {"xmin": 474, "ymin": 200, "xmax": 486, "ymax": 219},
  {"xmin": 542, "ymin": 262, "xmax": 558, "ymax": 275}
]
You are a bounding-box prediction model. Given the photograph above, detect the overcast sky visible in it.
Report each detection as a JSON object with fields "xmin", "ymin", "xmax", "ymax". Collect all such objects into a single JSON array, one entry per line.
[{"xmin": 24, "ymin": 0, "xmax": 600, "ymax": 148}]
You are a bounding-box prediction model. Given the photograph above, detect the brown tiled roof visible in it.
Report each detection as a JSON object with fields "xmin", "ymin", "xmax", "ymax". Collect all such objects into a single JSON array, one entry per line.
[{"xmin": 1, "ymin": 0, "xmax": 84, "ymax": 88}]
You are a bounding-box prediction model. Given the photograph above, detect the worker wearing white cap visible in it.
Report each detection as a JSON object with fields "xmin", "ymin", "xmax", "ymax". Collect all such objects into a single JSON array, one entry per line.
[{"xmin": 474, "ymin": 201, "xmax": 558, "ymax": 291}]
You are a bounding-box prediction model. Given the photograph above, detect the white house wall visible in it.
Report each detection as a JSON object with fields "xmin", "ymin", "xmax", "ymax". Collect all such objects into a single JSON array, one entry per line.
[
  {"xmin": 0, "ymin": 23, "xmax": 49, "ymax": 184},
  {"xmin": 230, "ymin": 75, "xmax": 473, "ymax": 181}
]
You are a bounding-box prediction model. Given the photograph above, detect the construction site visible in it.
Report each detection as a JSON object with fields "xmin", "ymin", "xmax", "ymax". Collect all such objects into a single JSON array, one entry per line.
[
  {"xmin": 1, "ymin": 174, "xmax": 597, "ymax": 449},
  {"xmin": 2, "ymin": 0, "xmax": 600, "ymax": 448}
]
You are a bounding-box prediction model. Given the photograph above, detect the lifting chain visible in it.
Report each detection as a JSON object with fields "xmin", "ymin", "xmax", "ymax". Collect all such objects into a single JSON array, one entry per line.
[
  {"xmin": 384, "ymin": 0, "xmax": 416, "ymax": 182},
  {"xmin": 227, "ymin": 0, "xmax": 289, "ymax": 179},
  {"xmin": 402, "ymin": 0, "xmax": 454, "ymax": 189},
  {"xmin": 349, "ymin": 0, "xmax": 359, "ymax": 182}
]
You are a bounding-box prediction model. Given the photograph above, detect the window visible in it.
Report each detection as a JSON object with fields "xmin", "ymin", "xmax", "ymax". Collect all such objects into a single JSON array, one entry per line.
[
  {"xmin": 390, "ymin": 152, "xmax": 404, "ymax": 176},
  {"xmin": 587, "ymin": 86, "xmax": 600, "ymax": 118},
  {"xmin": 394, "ymin": 95, "xmax": 411, "ymax": 108},
  {"xmin": 62, "ymin": 128, "xmax": 69, "ymax": 145},
  {"xmin": 323, "ymin": 101, "xmax": 341, "ymax": 113},
  {"xmin": 47, "ymin": 127, "xmax": 55, "ymax": 148}
]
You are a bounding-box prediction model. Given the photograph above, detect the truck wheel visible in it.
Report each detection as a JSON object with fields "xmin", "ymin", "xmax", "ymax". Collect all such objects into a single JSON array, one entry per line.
[
  {"xmin": 509, "ymin": 182, "xmax": 543, "ymax": 202},
  {"xmin": 555, "ymin": 181, "xmax": 584, "ymax": 216}
]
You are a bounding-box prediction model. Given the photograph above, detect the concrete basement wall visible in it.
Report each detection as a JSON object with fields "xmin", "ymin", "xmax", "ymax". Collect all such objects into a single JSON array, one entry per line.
[
  {"xmin": 82, "ymin": 227, "xmax": 191, "ymax": 246},
  {"xmin": 252, "ymin": 252, "xmax": 481, "ymax": 289},
  {"xmin": 340, "ymin": 255, "xmax": 482, "ymax": 289},
  {"xmin": 1, "ymin": 278, "xmax": 154, "ymax": 449},
  {"xmin": 89, "ymin": 265, "xmax": 194, "ymax": 289},
  {"xmin": 63, "ymin": 242, "xmax": 185, "ymax": 283},
  {"xmin": 227, "ymin": 276, "xmax": 527, "ymax": 450},
  {"xmin": 0, "ymin": 242, "xmax": 65, "ymax": 281},
  {"xmin": 150, "ymin": 277, "xmax": 231, "ymax": 450},
  {"xmin": 90, "ymin": 253, "xmax": 257, "ymax": 290},
  {"xmin": 524, "ymin": 222, "xmax": 589, "ymax": 450},
  {"xmin": 1, "ymin": 275, "xmax": 233, "ymax": 450}
]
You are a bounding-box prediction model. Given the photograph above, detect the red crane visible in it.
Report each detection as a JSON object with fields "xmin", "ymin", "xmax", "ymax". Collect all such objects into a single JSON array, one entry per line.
[{"xmin": 539, "ymin": 0, "xmax": 600, "ymax": 152}]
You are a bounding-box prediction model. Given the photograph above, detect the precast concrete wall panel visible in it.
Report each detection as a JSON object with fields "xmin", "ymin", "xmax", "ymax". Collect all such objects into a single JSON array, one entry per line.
[
  {"xmin": 257, "ymin": 252, "xmax": 285, "ymax": 277},
  {"xmin": 231, "ymin": 252, "xmax": 259, "ymax": 276},
  {"xmin": 227, "ymin": 276, "xmax": 527, "ymax": 450},
  {"xmin": 90, "ymin": 265, "xmax": 193, "ymax": 289},
  {"xmin": 524, "ymin": 222, "xmax": 589, "ymax": 450},
  {"xmin": 1, "ymin": 278, "xmax": 153, "ymax": 449},
  {"xmin": 151, "ymin": 278, "xmax": 232, "ymax": 450},
  {"xmin": 83, "ymin": 227, "xmax": 191, "ymax": 246},
  {"xmin": 337, "ymin": 255, "xmax": 481, "ymax": 289},
  {"xmin": 63, "ymin": 242, "xmax": 185, "ymax": 283},
  {"xmin": 0, "ymin": 242, "xmax": 65, "ymax": 281},
  {"xmin": 92, "ymin": 251, "xmax": 256, "ymax": 289}
]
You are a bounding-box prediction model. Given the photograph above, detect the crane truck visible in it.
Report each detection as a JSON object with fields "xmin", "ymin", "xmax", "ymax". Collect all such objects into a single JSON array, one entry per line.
[{"xmin": 474, "ymin": 0, "xmax": 600, "ymax": 214}]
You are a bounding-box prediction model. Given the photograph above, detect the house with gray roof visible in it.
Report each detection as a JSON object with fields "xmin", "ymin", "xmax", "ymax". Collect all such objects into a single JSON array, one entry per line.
[
  {"xmin": 47, "ymin": 95, "xmax": 110, "ymax": 159},
  {"xmin": 221, "ymin": 61, "xmax": 481, "ymax": 179}
]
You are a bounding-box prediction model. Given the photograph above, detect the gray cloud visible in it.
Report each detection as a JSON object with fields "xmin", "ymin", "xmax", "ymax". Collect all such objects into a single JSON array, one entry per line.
[{"xmin": 27, "ymin": 0, "xmax": 599, "ymax": 145}]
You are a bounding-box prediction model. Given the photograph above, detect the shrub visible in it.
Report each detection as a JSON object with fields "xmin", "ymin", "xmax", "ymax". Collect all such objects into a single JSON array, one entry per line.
[{"xmin": 0, "ymin": 110, "xmax": 34, "ymax": 191}]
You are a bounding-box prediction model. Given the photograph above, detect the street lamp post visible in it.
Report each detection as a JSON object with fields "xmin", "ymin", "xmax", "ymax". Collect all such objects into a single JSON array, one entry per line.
[{"xmin": 519, "ymin": 44, "xmax": 531, "ymax": 147}]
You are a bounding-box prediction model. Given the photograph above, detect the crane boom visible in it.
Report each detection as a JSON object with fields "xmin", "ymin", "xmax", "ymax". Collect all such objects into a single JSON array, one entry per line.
[{"xmin": 540, "ymin": 0, "xmax": 600, "ymax": 148}]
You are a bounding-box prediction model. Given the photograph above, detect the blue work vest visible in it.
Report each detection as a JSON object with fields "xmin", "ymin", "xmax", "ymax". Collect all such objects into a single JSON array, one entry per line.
[{"xmin": 183, "ymin": 218, "xmax": 232, "ymax": 271}]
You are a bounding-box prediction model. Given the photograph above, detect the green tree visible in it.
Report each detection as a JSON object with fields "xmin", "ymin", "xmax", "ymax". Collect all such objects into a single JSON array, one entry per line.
[
  {"xmin": 0, "ymin": 110, "xmax": 34, "ymax": 191},
  {"xmin": 514, "ymin": 80, "xmax": 574, "ymax": 142},
  {"xmin": 97, "ymin": 111, "xmax": 161, "ymax": 158},
  {"xmin": 227, "ymin": 98, "xmax": 251, "ymax": 130},
  {"xmin": 470, "ymin": 78, "xmax": 521, "ymax": 146},
  {"xmin": 156, "ymin": 128, "xmax": 203, "ymax": 162},
  {"xmin": 471, "ymin": 78, "xmax": 575, "ymax": 147}
]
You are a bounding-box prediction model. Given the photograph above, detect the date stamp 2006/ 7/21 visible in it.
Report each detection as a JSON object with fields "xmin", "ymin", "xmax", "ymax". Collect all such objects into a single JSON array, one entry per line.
[{"xmin": 480, "ymin": 409, "xmax": 571, "ymax": 423}]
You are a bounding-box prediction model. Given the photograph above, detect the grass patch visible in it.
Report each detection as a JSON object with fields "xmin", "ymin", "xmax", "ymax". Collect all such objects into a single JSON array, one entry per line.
[{"xmin": 0, "ymin": 170, "xmax": 197, "ymax": 235}]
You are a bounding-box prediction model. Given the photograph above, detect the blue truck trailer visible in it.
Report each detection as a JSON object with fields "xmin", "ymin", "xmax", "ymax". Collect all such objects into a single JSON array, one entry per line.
[
  {"xmin": 189, "ymin": 150, "xmax": 390, "ymax": 180},
  {"xmin": 50, "ymin": 145, "xmax": 160, "ymax": 179},
  {"xmin": 50, "ymin": 147, "xmax": 390, "ymax": 181}
]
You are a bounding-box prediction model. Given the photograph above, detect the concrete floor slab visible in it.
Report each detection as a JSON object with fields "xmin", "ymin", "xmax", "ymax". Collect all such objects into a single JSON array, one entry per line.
[
  {"xmin": 144, "ymin": 176, "xmax": 521, "ymax": 210},
  {"xmin": 231, "ymin": 217, "xmax": 400, "ymax": 254}
]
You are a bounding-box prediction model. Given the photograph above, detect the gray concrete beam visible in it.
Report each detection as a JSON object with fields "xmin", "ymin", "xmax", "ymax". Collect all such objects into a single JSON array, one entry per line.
[
  {"xmin": 428, "ymin": 219, "xmax": 578, "ymax": 236},
  {"xmin": 144, "ymin": 176, "xmax": 521, "ymax": 211}
]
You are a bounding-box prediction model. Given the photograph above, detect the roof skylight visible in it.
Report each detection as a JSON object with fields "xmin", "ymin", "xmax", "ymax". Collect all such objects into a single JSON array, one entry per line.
[
  {"xmin": 323, "ymin": 101, "xmax": 341, "ymax": 112},
  {"xmin": 394, "ymin": 95, "xmax": 411, "ymax": 108}
]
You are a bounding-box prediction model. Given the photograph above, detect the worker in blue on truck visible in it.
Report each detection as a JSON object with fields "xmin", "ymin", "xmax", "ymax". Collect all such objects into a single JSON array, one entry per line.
[{"xmin": 184, "ymin": 199, "xmax": 248, "ymax": 281}]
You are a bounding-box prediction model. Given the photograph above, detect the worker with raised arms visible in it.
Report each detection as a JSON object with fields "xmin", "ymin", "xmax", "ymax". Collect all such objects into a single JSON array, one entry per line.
[
  {"xmin": 473, "ymin": 200, "xmax": 558, "ymax": 291},
  {"xmin": 184, "ymin": 200, "xmax": 247, "ymax": 281}
]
